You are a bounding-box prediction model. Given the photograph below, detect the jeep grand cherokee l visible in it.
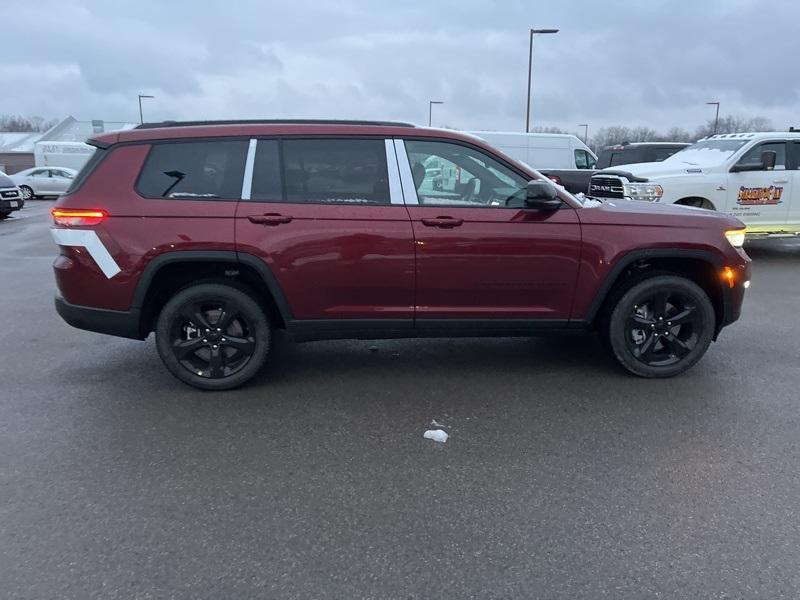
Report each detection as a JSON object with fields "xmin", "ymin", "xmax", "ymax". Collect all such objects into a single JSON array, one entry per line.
[{"xmin": 50, "ymin": 120, "xmax": 751, "ymax": 390}]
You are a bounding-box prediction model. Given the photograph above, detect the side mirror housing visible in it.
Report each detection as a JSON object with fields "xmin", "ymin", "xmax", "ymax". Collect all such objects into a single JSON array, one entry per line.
[{"xmin": 525, "ymin": 180, "xmax": 562, "ymax": 210}]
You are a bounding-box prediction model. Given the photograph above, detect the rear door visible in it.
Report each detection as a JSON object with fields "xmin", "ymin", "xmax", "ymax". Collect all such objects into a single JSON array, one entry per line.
[
  {"xmin": 398, "ymin": 138, "xmax": 581, "ymax": 326},
  {"xmin": 788, "ymin": 140, "xmax": 800, "ymax": 230},
  {"xmin": 235, "ymin": 137, "xmax": 415, "ymax": 328},
  {"xmin": 726, "ymin": 140, "xmax": 791, "ymax": 230},
  {"xmin": 50, "ymin": 169, "xmax": 74, "ymax": 194}
]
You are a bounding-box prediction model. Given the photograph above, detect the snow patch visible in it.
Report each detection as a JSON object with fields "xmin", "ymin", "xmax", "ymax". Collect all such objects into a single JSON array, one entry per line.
[{"xmin": 424, "ymin": 429, "xmax": 448, "ymax": 443}]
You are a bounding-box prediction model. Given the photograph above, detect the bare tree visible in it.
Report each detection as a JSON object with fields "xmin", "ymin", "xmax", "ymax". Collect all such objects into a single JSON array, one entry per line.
[
  {"xmin": 694, "ymin": 115, "xmax": 774, "ymax": 138},
  {"xmin": 0, "ymin": 114, "xmax": 57, "ymax": 133}
]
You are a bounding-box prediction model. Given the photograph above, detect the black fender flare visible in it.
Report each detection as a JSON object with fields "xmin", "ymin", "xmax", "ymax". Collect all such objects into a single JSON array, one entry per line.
[
  {"xmin": 582, "ymin": 248, "xmax": 729, "ymax": 329},
  {"xmin": 130, "ymin": 250, "xmax": 293, "ymax": 324}
]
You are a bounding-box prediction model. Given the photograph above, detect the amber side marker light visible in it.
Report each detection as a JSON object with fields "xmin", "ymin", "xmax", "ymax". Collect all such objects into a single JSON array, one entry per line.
[
  {"xmin": 722, "ymin": 266, "xmax": 736, "ymax": 289},
  {"xmin": 51, "ymin": 208, "xmax": 108, "ymax": 227}
]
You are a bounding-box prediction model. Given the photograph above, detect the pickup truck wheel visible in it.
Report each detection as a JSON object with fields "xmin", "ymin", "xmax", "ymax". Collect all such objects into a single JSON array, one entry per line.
[
  {"xmin": 606, "ymin": 275, "xmax": 715, "ymax": 378},
  {"xmin": 0, "ymin": 210, "xmax": 10, "ymax": 220},
  {"xmin": 155, "ymin": 283, "xmax": 271, "ymax": 390}
]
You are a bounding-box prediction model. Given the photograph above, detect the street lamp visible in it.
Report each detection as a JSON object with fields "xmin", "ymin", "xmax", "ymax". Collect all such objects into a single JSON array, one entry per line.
[
  {"xmin": 526, "ymin": 28, "xmax": 559, "ymax": 132},
  {"xmin": 138, "ymin": 94, "xmax": 155, "ymax": 124},
  {"xmin": 428, "ymin": 100, "xmax": 443, "ymax": 127},
  {"xmin": 706, "ymin": 101, "xmax": 720, "ymax": 135},
  {"xmin": 578, "ymin": 124, "xmax": 589, "ymax": 144}
]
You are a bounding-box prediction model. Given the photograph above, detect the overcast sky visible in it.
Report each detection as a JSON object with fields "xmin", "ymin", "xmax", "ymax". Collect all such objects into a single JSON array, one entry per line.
[{"xmin": 4, "ymin": 0, "xmax": 798, "ymax": 135}]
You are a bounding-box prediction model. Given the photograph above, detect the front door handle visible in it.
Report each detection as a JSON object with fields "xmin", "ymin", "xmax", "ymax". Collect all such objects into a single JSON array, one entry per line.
[
  {"xmin": 772, "ymin": 179, "xmax": 789, "ymax": 184},
  {"xmin": 248, "ymin": 213, "xmax": 293, "ymax": 226},
  {"xmin": 421, "ymin": 216, "xmax": 464, "ymax": 228}
]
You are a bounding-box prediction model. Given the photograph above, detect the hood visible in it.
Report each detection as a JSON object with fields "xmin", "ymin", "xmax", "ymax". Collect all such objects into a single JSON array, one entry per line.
[
  {"xmin": 600, "ymin": 160, "xmax": 710, "ymax": 179},
  {"xmin": 581, "ymin": 197, "xmax": 743, "ymax": 230},
  {"xmin": 0, "ymin": 174, "xmax": 15, "ymax": 188}
]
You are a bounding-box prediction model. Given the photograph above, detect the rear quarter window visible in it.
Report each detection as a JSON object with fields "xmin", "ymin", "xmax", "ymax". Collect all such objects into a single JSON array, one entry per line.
[{"xmin": 137, "ymin": 140, "xmax": 248, "ymax": 199}]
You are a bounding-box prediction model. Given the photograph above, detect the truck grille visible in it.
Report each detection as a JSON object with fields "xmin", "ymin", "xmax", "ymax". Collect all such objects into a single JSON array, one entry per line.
[
  {"xmin": 589, "ymin": 176, "xmax": 625, "ymax": 199},
  {"xmin": 0, "ymin": 189, "xmax": 20, "ymax": 199}
]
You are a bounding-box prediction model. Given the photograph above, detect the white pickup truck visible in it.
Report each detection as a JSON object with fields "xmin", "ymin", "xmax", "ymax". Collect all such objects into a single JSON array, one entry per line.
[{"xmin": 588, "ymin": 132, "xmax": 800, "ymax": 236}]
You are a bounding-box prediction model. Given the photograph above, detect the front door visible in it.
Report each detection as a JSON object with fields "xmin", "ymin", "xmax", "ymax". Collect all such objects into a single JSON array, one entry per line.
[
  {"xmin": 235, "ymin": 137, "xmax": 415, "ymax": 329},
  {"xmin": 726, "ymin": 140, "xmax": 792, "ymax": 232},
  {"xmin": 397, "ymin": 138, "xmax": 581, "ymax": 326}
]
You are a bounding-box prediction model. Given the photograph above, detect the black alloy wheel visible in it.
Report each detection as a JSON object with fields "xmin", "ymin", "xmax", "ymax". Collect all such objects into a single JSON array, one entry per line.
[
  {"xmin": 606, "ymin": 275, "xmax": 715, "ymax": 378},
  {"xmin": 156, "ymin": 283, "xmax": 271, "ymax": 390}
]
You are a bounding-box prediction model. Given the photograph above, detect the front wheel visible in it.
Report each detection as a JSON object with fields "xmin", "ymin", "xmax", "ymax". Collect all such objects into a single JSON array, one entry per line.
[
  {"xmin": 155, "ymin": 283, "xmax": 271, "ymax": 390},
  {"xmin": 605, "ymin": 275, "xmax": 716, "ymax": 378},
  {"xmin": 0, "ymin": 210, "xmax": 10, "ymax": 220}
]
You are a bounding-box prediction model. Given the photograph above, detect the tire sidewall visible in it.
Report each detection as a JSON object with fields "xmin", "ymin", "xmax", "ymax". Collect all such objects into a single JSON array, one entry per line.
[
  {"xmin": 19, "ymin": 186, "xmax": 33, "ymax": 200},
  {"xmin": 608, "ymin": 275, "xmax": 716, "ymax": 378},
  {"xmin": 155, "ymin": 283, "xmax": 271, "ymax": 390}
]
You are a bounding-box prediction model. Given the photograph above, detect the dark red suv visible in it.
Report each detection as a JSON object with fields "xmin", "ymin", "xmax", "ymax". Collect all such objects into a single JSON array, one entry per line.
[{"xmin": 51, "ymin": 120, "xmax": 750, "ymax": 389}]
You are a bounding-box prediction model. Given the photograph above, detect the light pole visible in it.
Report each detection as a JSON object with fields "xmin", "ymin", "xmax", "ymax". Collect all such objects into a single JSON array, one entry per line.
[
  {"xmin": 138, "ymin": 94, "xmax": 155, "ymax": 124},
  {"xmin": 428, "ymin": 100, "xmax": 443, "ymax": 127},
  {"xmin": 706, "ymin": 101, "xmax": 720, "ymax": 135},
  {"xmin": 578, "ymin": 123, "xmax": 589, "ymax": 144},
  {"xmin": 526, "ymin": 28, "xmax": 559, "ymax": 132}
]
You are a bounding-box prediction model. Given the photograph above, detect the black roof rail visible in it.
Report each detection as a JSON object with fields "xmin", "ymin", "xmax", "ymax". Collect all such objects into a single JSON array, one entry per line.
[{"xmin": 134, "ymin": 119, "xmax": 416, "ymax": 130}]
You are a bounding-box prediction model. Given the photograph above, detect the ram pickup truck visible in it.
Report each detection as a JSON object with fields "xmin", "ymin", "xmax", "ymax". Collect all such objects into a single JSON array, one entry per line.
[{"xmin": 589, "ymin": 132, "xmax": 800, "ymax": 236}]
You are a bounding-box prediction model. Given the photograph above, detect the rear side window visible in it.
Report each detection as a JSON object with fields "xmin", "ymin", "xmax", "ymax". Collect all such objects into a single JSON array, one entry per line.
[
  {"xmin": 281, "ymin": 139, "xmax": 389, "ymax": 204},
  {"xmin": 609, "ymin": 152, "xmax": 632, "ymax": 166},
  {"xmin": 137, "ymin": 140, "xmax": 248, "ymax": 199},
  {"xmin": 251, "ymin": 140, "xmax": 282, "ymax": 201},
  {"xmin": 650, "ymin": 147, "xmax": 682, "ymax": 162}
]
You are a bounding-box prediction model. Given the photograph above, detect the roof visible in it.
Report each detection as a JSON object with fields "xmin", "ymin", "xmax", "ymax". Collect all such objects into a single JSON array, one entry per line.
[
  {"xmin": 705, "ymin": 131, "xmax": 800, "ymax": 140},
  {"xmin": 135, "ymin": 119, "xmax": 415, "ymax": 129},
  {"xmin": 606, "ymin": 142, "xmax": 691, "ymax": 148},
  {"xmin": 94, "ymin": 121, "xmax": 485, "ymax": 147},
  {"xmin": 469, "ymin": 131, "xmax": 578, "ymax": 139},
  {"xmin": 0, "ymin": 132, "xmax": 41, "ymax": 153}
]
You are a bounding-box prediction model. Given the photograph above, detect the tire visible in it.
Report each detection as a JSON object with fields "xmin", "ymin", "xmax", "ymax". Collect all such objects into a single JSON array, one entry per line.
[
  {"xmin": 604, "ymin": 275, "xmax": 715, "ymax": 378},
  {"xmin": 19, "ymin": 186, "xmax": 34, "ymax": 201},
  {"xmin": 155, "ymin": 283, "xmax": 271, "ymax": 390},
  {"xmin": 0, "ymin": 211, "xmax": 10, "ymax": 220}
]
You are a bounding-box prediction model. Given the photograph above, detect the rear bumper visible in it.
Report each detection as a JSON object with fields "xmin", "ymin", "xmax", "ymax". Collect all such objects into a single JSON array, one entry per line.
[{"xmin": 55, "ymin": 296, "xmax": 146, "ymax": 340}]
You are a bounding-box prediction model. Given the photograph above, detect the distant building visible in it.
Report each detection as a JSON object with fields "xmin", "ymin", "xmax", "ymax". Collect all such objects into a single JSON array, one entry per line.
[{"xmin": 0, "ymin": 116, "xmax": 136, "ymax": 174}]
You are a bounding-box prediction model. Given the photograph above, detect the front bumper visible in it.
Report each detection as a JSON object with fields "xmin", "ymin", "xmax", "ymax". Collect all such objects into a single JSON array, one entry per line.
[
  {"xmin": 55, "ymin": 296, "xmax": 145, "ymax": 340},
  {"xmin": 0, "ymin": 197, "xmax": 23, "ymax": 212}
]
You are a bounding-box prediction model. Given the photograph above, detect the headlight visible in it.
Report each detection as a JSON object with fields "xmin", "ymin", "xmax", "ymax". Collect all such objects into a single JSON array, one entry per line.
[
  {"xmin": 623, "ymin": 182, "xmax": 664, "ymax": 202},
  {"xmin": 724, "ymin": 228, "xmax": 746, "ymax": 248}
]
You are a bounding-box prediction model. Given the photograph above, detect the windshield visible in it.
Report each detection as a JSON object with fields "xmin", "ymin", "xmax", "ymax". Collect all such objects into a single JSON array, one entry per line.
[{"xmin": 665, "ymin": 139, "xmax": 748, "ymax": 166}]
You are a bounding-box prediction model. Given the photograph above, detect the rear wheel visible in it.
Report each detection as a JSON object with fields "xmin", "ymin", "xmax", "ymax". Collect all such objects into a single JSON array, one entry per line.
[
  {"xmin": 604, "ymin": 275, "xmax": 715, "ymax": 378},
  {"xmin": 155, "ymin": 283, "xmax": 271, "ymax": 390},
  {"xmin": 0, "ymin": 210, "xmax": 10, "ymax": 220}
]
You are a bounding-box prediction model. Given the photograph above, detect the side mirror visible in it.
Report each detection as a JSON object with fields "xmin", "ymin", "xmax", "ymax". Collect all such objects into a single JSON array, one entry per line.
[{"xmin": 525, "ymin": 180, "xmax": 561, "ymax": 210}]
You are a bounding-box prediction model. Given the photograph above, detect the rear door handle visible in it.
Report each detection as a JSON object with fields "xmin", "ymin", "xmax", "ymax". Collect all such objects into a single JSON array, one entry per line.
[
  {"xmin": 421, "ymin": 217, "xmax": 464, "ymax": 228},
  {"xmin": 248, "ymin": 213, "xmax": 293, "ymax": 226}
]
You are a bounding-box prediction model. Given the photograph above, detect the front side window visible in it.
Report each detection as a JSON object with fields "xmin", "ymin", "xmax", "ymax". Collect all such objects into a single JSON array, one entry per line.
[
  {"xmin": 734, "ymin": 142, "xmax": 787, "ymax": 171},
  {"xmin": 575, "ymin": 149, "xmax": 590, "ymax": 169},
  {"xmin": 404, "ymin": 140, "xmax": 528, "ymax": 208},
  {"xmin": 281, "ymin": 138, "xmax": 389, "ymax": 204},
  {"xmin": 137, "ymin": 140, "xmax": 248, "ymax": 199}
]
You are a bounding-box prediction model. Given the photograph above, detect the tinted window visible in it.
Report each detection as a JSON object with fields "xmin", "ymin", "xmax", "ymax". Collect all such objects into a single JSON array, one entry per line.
[
  {"xmin": 250, "ymin": 140, "xmax": 282, "ymax": 201},
  {"xmin": 735, "ymin": 142, "xmax": 787, "ymax": 170},
  {"xmin": 650, "ymin": 147, "xmax": 682, "ymax": 162},
  {"xmin": 282, "ymin": 139, "xmax": 389, "ymax": 204},
  {"xmin": 405, "ymin": 140, "xmax": 529, "ymax": 208},
  {"xmin": 609, "ymin": 152, "xmax": 632, "ymax": 166},
  {"xmin": 792, "ymin": 142, "xmax": 800, "ymax": 170},
  {"xmin": 138, "ymin": 140, "xmax": 248, "ymax": 199}
]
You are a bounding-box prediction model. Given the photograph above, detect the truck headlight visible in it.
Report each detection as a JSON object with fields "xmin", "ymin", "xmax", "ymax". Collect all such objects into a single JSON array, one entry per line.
[
  {"xmin": 724, "ymin": 228, "xmax": 746, "ymax": 248},
  {"xmin": 623, "ymin": 183, "xmax": 664, "ymax": 202}
]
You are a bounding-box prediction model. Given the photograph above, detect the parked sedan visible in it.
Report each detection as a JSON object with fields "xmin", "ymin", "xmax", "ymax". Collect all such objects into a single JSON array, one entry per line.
[{"xmin": 11, "ymin": 167, "xmax": 77, "ymax": 200}]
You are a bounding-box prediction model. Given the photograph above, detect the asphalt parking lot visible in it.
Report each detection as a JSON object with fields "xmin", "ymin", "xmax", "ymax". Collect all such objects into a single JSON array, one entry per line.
[{"xmin": 2, "ymin": 201, "xmax": 800, "ymax": 599}]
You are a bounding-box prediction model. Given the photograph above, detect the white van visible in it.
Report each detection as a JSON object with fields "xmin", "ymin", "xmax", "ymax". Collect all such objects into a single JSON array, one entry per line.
[{"xmin": 467, "ymin": 131, "xmax": 597, "ymax": 170}]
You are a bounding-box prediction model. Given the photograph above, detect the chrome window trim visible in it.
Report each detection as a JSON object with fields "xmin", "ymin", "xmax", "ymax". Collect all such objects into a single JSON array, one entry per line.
[
  {"xmin": 384, "ymin": 138, "xmax": 404, "ymax": 205},
  {"xmin": 241, "ymin": 138, "xmax": 257, "ymax": 200},
  {"xmin": 393, "ymin": 139, "xmax": 419, "ymax": 205}
]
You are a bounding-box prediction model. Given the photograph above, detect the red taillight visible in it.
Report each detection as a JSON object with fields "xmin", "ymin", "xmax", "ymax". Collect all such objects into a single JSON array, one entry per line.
[
  {"xmin": 51, "ymin": 208, "xmax": 108, "ymax": 227},
  {"xmin": 547, "ymin": 174, "xmax": 562, "ymax": 185}
]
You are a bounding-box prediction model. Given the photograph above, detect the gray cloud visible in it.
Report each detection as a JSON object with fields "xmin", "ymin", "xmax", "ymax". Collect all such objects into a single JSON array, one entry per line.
[{"xmin": 3, "ymin": 0, "xmax": 798, "ymax": 134}]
